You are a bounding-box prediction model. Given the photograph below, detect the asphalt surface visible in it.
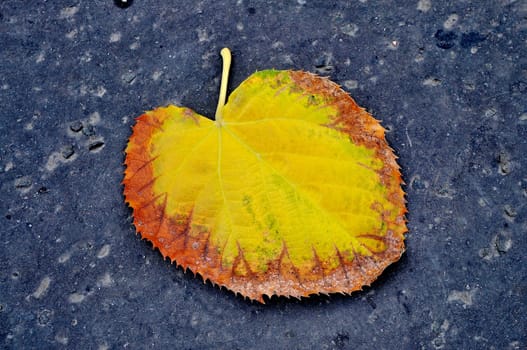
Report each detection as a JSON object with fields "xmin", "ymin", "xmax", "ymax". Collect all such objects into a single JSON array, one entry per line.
[{"xmin": 1, "ymin": 1, "xmax": 526, "ymax": 349}]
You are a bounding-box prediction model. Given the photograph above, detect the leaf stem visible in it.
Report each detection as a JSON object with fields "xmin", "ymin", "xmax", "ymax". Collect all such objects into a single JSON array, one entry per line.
[{"xmin": 215, "ymin": 47, "xmax": 232, "ymax": 126}]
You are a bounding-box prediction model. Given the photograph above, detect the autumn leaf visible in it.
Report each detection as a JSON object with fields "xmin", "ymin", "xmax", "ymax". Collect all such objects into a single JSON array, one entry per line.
[{"xmin": 123, "ymin": 48, "xmax": 407, "ymax": 302}]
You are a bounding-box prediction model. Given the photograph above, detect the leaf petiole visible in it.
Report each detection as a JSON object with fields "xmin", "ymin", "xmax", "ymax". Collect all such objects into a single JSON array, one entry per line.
[{"xmin": 215, "ymin": 47, "xmax": 232, "ymax": 126}]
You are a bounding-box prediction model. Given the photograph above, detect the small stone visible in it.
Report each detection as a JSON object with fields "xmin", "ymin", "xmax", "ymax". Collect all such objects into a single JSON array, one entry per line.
[
  {"xmin": 343, "ymin": 80, "xmax": 358, "ymax": 90},
  {"xmin": 121, "ymin": 71, "xmax": 137, "ymax": 85},
  {"xmin": 114, "ymin": 0, "xmax": 133, "ymax": 8},
  {"xmin": 341, "ymin": 23, "xmax": 359, "ymax": 37},
  {"xmin": 448, "ymin": 289, "xmax": 476, "ymax": 307},
  {"xmin": 14, "ymin": 176, "xmax": 32, "ymax": 189},
  {"xmin": 97, "ymin": 244, "xmax": 111, "ymax": 259},
  {"xmin": 32, "ymin": 276, "xmax": 51, "ymax": 299},
  {"xmin": 417, "ymin": 0, "xmax": 432, "ymax": 12},
  {"xmin": 423, "ymin": 77, "xmax": 442, "ymax": 86},
  {"xmin": 109, "ymin": 32, "xmax": 122, "ymax": 43},
  {"xmin": 88, "ymin": 140, "xmax": 105, "ymax": 152},
  {"xmin": 68, "ymin": 292, "xmax": 86, "ymax": 304},
  {"xmin": 503, "ymin": 205, "xmax": 517, "ymax": 218},
  {"xmin": 443, "ymin": 14, "xmax": 459, "ymax": 30},
  {"xmin": 61, "ymin": 145, "xmax": 75, "ymax": 159},
  {"xmin": 314, "ymin": 55, "xmax": 333, "ymax": 74},
  {"xmin": 497, "ymin": 152, "xmax": 511, "ymax": 175},
  {"xmin": 496, "ymin": 232, "xmax": 512, "ymax": 253},
  {"xmin": 69, "ymin": 121, "xmax": 83, "ymax": 133}
]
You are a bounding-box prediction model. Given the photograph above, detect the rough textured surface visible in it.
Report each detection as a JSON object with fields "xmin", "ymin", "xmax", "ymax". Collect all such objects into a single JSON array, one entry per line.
[{"xmin": 0, "ymin": 1, "xmax": 525, "ymax": 349}]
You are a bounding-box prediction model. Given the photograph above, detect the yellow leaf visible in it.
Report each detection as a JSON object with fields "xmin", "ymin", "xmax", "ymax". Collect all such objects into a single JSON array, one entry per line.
[{"xmin": 123, "ymin": 48, "xmax": 407, "ymax": 302}]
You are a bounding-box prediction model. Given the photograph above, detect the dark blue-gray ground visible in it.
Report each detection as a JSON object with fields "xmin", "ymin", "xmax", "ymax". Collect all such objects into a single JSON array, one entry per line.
[{"xmin": 1, "ymin": 1, "xmax": 526, "ymax": 349}]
